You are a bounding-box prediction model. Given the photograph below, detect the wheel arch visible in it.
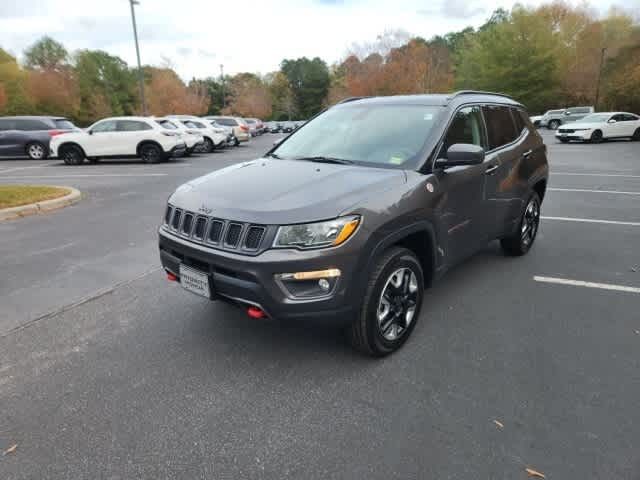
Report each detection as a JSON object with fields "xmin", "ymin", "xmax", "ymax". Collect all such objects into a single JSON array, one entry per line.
[
  {"xmin": 136, "ymin": 140, "xmax": 164, "ymax": 156},
  {"xmin": 57, "ymin": 141, "xmax": 86, "ymax": 157}
]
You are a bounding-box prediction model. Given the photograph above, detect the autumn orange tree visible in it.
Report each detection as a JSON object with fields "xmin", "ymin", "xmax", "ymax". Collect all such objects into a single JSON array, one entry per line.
[{"xmin": 223, "ymin": 73, "xmax": 272, "ymax": 119}]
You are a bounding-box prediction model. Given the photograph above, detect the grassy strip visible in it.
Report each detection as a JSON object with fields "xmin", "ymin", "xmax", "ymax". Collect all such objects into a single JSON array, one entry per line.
[{"xmin": 0, "ymin": 185, "xmax": 71, "ymax": 209}]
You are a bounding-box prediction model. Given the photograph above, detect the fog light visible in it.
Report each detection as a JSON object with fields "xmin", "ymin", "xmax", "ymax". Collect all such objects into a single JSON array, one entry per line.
[{"xmin": 275, "ymin": 269, "xmax": 341, "ymax": 299}]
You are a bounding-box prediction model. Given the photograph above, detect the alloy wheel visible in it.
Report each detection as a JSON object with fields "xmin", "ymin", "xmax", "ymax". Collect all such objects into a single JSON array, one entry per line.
[
  {"xmin": 141, "ymin": 145, "xmax": 160, "ymax": 163},
  {"xmin": 521, "ymin": 197, "xmax": 540, "ymax": 248},
  {"xmin": 28, "ymin": 144, "xmax": 45, "ymax": 159},
  {"xmin": 377, "ymin": 268, "xmax": 418, "ymax": 341}
]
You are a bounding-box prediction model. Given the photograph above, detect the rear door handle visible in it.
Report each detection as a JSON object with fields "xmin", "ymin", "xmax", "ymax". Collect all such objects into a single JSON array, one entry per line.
[
  {"xmin": 522, "ymin": 149, "xmax": 533, "ymax": 159},
  {"xmin": 485, "ymin": 164, "xmax": 499, "ymax": 175}
]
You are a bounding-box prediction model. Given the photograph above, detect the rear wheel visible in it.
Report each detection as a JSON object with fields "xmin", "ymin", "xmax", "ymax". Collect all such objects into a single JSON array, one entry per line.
[
  {"xmin": 26, "ymin": 142, "xmax": 47, "ymax": 160},
  {"xmin": 348, "ymin": 247, "xmax": 424, "ymax": 357},
  {"xmin": 548, "ymin": 120, "xmax": 560, "ymax": 130},
  {"xmin": 632, "ymin": 128, "xmax": 640, "ymax": 141},
  {"xmin": 60, "ymin": 145, "xmax": 85, "ymax": 165},
  {"xmin": 201, "ymin": 137, "xmax": 214, "ymax": 153},
  {"xmin": 590, "ymin": 130, "xmax": 603, "ymax": 143},
  {"xmin": 140, "ymin": 143, "xmax": 163, "ymax": 163},
  {"xmin": 501, "ymin": 192, "xmax": 541, "ymax": 256}
]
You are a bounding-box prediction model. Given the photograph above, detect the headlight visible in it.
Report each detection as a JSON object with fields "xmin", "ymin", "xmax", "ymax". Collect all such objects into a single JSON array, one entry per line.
[{"xmin": 274, "ymin": 215, "xmax": 360, "ymax": 249}]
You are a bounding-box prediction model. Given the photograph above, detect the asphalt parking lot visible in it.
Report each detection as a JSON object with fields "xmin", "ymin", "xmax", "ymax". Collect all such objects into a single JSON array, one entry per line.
[{"xmin": 1, "ymin": 131, "xmax": 639, "ymax": 479}]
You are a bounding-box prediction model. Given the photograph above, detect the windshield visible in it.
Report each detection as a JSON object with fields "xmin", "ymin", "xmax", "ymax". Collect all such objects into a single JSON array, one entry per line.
[
  {"xmin": 579, "ymin": 113, "xmax": 612, "ymax": 123},
  {"xmin": 272, "ymin": 104, "xmax": 442, "ymax": 168}
]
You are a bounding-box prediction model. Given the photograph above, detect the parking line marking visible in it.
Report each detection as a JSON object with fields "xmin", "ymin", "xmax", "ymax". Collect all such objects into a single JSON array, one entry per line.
[
  {"xmin": 553, "ymin": 172, "xmax": 640, "ymax": 178},
  {"xmin": 549, "ymin": 188, "xmax": 640, "ymax": 196},
  {"xmin": 0, "ymin": 163, "xmax": 52, "ymax": 174},
  {"xmin": 534, "ymin": 276, "xmax": 640, "ymax": 294},
  {"xmin": 542, "ymin": 216, "xmax": 640, "ymax": 227},
  {"xmin": 0, "ymin": 173, "xmax": 169, "ymax": 179}
]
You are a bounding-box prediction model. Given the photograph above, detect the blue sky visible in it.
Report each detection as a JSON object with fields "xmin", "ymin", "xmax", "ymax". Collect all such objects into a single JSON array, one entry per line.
[{"xmin": 1, "ymin": 0, "xmax": 637, "ymax": 79}]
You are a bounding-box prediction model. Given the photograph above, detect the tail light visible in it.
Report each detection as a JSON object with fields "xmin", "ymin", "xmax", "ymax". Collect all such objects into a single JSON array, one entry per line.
[
  {"xmin": 48, "ymin": 130, "xmax": 65, "ymax": 137},
  {"xmin": 240, "ymin": 125, "xmax": 249, "ymax": 132}
]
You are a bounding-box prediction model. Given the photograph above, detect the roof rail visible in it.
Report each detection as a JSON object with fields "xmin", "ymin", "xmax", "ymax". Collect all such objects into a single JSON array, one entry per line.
[
  {"xmin": 338, "ymin": 96, "xmax": 369, "ymax": 104},
  {"xmin": 448, "ymin": 90, "xmax": 514, "ymax": 100}
]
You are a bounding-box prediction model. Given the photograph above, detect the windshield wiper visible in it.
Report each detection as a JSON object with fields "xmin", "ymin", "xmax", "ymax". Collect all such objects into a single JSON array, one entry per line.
[
  {"xmin": 265, "ymin": 152, "xmax": 282, "ymax": 159},
  {"xmin": 295, "ymin": 156, "xmax": 353, "ymax": 165}
]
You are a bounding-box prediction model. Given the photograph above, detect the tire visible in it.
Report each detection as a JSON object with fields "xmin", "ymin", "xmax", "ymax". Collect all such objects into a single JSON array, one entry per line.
[
  {"xmin": 60, "ymin": 145, "xmax": 85, "ymax": 165},
  {"xmin": 500, "ymin": 192, "xmax": 541, "ymax": 256},
  {"xmin": 87, "ymin": 157, "xmax": 100, "ymax": 164},
  {"xmin": 348, "ymin": 247, "xmax": 424, "ymax": 357},
  {"xmin": 632, "ymin": 128, "xmax": 640, "ymax": 141},
  {"xmin": 201, "ymin": 137, "xmax": 214, "ymax": 153},
  {"xmin": 26, "ymin": 142, "xmax": 47, "ymax": 160},
  {"xmin": 590, "ymin": 130, "xmax": 603, "ymax": 143},
  {"xmin": 183, "ymin": 147, "xmax": 193, "ymax": 157},
  {"xmin": 234, "ymin": 137, "xmax": 240, "ymax": 147},
  {"xmin": 139, "ymin": 143, "xmax": 163, "ymax": 164},
  {"xmin": 559, "ymin": 138, "xmax": 569, "ymax": 143},
  {"xmin": 547, "ymin": 120, "xmax": 560, "ymax": 130}
]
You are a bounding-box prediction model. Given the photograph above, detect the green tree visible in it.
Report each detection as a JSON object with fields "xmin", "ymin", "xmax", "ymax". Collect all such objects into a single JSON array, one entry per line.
[
  {"xmin": 280, "ymin": 57, "xmax": 330, "ymax": 118},
  {"xmin": 0, "ymin": 48, "xmax": 32, "ymax": 115},
  {"xmin": 455, "ymin": 7, "xmax": 560, "ymax": 112},
  {"xmin": 74, "ymin": 49, "xmax": 138, "ymax": 124},
  {"xmin": 24, "ymin": 36, "xmax": 69, "ymax": 71},
  {"xmin": 265, "ymin": 71, "xmax": 295, "ymax": 120}
]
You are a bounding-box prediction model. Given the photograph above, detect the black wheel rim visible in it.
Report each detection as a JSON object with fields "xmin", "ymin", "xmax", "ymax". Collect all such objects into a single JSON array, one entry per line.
[
  {"xmin": 377, "ymin": 268, "xmax": 418, "ymax": 341},
  {"xmin": 64, "ymin": 149, "xmax": 79, "ymax": 164},
  {"xmin": 521, "ymin": 197, "xmax": 540, "ymax": 247},
  {"xmin": 142, "ymin": 146, "xmax": 159, "ymax": 162},
  {"xmin": 592, "ymin": 131, "xmax": 602, "ymax": 141}
]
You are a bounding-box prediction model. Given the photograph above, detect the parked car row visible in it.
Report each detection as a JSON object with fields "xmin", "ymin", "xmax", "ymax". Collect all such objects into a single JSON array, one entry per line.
[
  {"xmin": 0, "ymin": 114, "xmax": 265, "ymax": 164},
  {"xmin": 530, "ymin": 106, "xmax": 594, "ymax": 129},
  {"xmin": 264, "ymin": 121, "xmax": 306, "ymax": 133},
  {"xmin": 554, "ymin": 111, "xmax": 640, "ymax": 143}
]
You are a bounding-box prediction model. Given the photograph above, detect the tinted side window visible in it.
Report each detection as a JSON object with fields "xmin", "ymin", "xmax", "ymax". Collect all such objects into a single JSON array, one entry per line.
[
  {"xmin": 0, "ymin": 119, "xmax": 14, "ymax": 130},
  {"xmin": 117, "ymin": 120, "xmax": 152, "ymax": 131},
  {"xmin": 54, "ymin": 119, "xmax": 76, "ymax": 129},
  {"xmin": 13, "ymin": 119, "xmax": 49, "ymax": 131},
  {"xmin": 611, "ymin": 114, "xmax": 626, "ymax": 122},
  {"xmin": 441, "ymin": 106, "xmax": 487, "ymax": 156},
  {"xmin": 483, "ymin": 106, "xmax": 518, "ymax": 150},
  {"xmin": 91, "ymin": 120, "xmax": 117, "ymax": 133},
  {"xmin": 512, "ymin": 108, "xmax": 526, "ymax": 134},
  {"xmin": 216, "ymin": 118, "xmax": 237, "ymax": 126},
  {"xmin": 156, "ymin": 120, "xmax": 178, "ymax": 129},
  {"xmin": 621, "ymin": 114, "xmax": 638, "ymax": 121}
]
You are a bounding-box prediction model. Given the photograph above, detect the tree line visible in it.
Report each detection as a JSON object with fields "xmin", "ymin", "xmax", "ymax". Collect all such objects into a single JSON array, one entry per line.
[{"xmin": 0, "ymin": 1, "xmax": 638, "ymax": 126}]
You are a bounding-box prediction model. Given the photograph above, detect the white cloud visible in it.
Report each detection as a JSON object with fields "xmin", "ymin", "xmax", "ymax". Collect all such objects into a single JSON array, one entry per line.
[{"xmin": 0, "ymin": 0, "xmax": 636, "ymax": 80}]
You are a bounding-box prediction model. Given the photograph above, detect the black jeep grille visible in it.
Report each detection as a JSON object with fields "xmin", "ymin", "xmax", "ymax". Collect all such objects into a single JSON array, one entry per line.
[
  {"xmin": 224, "ymin": 223, "xmax": 242, "ymax": 247},
  {"xmin": 164, "ymin": 205, "xmax": 267, "ymax": 253},
  {"xmin": 244, "ymin": 226, "xmax": 265, "ymax": 250}
]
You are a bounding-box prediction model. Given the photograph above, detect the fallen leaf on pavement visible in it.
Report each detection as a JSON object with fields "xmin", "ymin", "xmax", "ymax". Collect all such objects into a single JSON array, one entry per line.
[
  {"xmin": 3, "ymin": 444, "xmax": 17, "ymax": 455},
  {"xmin": 493, "ymin": 420, "xmax": 504, "ymax": 428},
  {"xmin": 525, "ymin": 467, "xmax": 545, "ymax": 478}
]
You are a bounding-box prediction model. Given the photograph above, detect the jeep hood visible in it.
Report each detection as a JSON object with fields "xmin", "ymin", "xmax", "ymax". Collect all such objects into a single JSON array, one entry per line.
[{"xmin": 169, "ymin": 158, "xmax": 406, "ymax": 224}]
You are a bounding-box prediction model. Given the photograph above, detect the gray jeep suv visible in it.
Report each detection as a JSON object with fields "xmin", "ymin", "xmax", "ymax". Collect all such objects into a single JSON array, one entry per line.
[{"xmin": 159, "ymin": 91, "xmax": 548, "ymax": 356}]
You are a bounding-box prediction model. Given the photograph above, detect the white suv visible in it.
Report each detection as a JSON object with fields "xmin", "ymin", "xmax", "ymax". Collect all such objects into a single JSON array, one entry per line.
[
  {"xmin": 155, "ymin": 118, "xmax": 204, "ymax": 156},
  {"xmin": 50, "ymin": 116, "xmax": 186, "ymax": 165},
  {"xmin": 166, "ymin": 116, "xmax": 227, "ymax": 153}
]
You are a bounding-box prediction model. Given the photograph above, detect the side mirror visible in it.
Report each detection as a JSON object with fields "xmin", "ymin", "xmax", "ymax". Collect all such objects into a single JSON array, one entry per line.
[
  {"xmin": 435, "ymin": 144, "xmax": 485, "ymax": 169},
  {"xmin": 564, "ymin": 111, "xmax": 571, "ymax": 116},
  {"xmin": 273, "ymin": 138, "xmax": 283, "ymax": 146},
  {"xmin": 608, "ymin": 119, "xmax": 617, "ymax": 124}
]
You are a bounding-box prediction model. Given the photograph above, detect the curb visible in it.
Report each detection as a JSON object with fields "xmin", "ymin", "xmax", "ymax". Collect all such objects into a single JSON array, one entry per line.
[{"xmin": 0, "ymin": 187, "xmax": 82, "ymax": 221}]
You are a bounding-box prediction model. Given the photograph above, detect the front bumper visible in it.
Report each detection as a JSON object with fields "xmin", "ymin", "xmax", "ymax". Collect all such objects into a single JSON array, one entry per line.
[
  {"xmin": 158, "ymin": 228, "xmax": 359, "ymax": 323},
  {"xmin": 556, "ymin": 130, "xmax": 590, "ymax": 141},
  {"xmin": 168, "ymin": 142, "xmax": 187, "ymax": 156}
]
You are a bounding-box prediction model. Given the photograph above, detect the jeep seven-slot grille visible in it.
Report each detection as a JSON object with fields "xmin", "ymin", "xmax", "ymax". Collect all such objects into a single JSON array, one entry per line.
[{"xmin": 164, "ymin": 206, "xmax": 267, "ymax": 252}]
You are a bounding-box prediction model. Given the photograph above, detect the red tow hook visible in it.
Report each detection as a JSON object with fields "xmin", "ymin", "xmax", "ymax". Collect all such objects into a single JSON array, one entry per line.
[
  {"xmin": 247, "ymin": 306, "xmax": 266, "ymax": 319},
  {"xmin": 166, "ymin": 272, "xmax": 178, "ymax": 282}
]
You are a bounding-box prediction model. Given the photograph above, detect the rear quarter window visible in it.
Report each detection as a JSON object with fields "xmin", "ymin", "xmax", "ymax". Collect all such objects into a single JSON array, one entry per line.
[{"xmin": 54, "ymin": 119, "xmax": 76, "ymax": 129}]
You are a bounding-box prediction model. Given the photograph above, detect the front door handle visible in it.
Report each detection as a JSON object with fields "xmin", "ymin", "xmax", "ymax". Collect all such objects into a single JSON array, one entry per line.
[
  {"xmin": 522, "ymin": 149, "xmax": 533, "ymax": 159},
  {"xmin": 485, "ymin": 164, "xmax": 499, "ymax": 175}
]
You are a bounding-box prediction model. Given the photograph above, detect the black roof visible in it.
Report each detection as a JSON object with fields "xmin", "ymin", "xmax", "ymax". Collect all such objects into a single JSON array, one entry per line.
[{"xmin": 337, "ymin": 91, "xmax": 522, "ymax": 108}]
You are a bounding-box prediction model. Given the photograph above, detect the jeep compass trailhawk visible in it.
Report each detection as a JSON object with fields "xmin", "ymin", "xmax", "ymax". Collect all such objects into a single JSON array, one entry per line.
[{"xmin": 159, "ymin": 91, "xmax": 548, "ymax": 356}]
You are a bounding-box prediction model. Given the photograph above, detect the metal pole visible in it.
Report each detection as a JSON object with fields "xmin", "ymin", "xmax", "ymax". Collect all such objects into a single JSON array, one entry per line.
[
  {"xmin": 220, "ymin": 64, "xmax": 225, "ymax": 109},
  {"xmin": 129, "ymin": 0, "xmax": 147, "ymax": 115},
  {"xmin": 594, "ymin": 47, "xmax": 606, "ymax": 111}
]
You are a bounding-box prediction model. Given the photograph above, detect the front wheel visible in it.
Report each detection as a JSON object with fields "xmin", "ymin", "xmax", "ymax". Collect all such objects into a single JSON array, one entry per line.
[
  {"xmin": 590, "ymin": 130, "xmax": 603, "ymax": 143},
  {"xmin": 558, "ymin": 138, "xmax": 569, "ymax": 143},
  {"xmin": 501, "ymin": 192, "xmax": 541, "ymax": 256},
  {"xmin": 348, "ymin": 247, "xmax": 424, "ymax": 357},
  {"xmin": 548, "ymin": 120, "xmax": 560, "ymax": 130},
  {"xmin": 632, "ymin": 128, "xmax": 640, "ymax": 141},
  {"xmin": 201, "ymin": 137, "xmax": 214, "ymax": 153}
]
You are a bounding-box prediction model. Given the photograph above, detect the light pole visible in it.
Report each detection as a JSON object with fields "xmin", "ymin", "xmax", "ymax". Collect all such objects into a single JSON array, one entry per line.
[
  {"xmin": 129, "ymin": 0, "xmax": 147, "ymax": 115},
  {"xmin": 594, "ymin": 47, "xmax": 606, "ymax": 110},
  {"xmin": 220, "ymin": 64, "xmax": 225, "ymax": 109}
]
